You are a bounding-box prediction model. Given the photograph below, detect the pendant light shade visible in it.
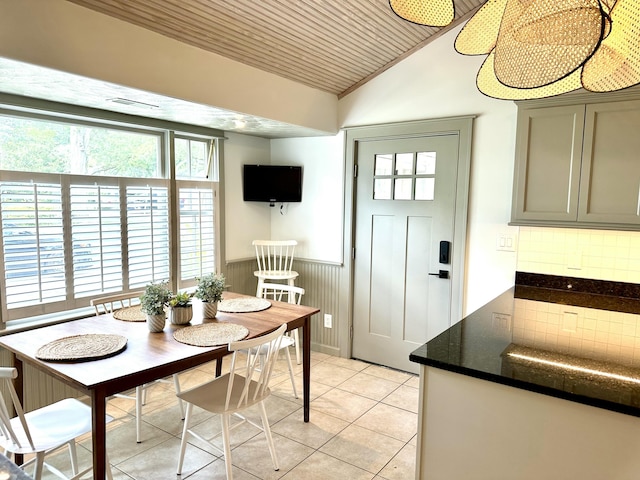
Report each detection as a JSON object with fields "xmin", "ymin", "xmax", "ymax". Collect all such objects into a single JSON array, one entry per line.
[
  {"xmin": 494, "ymin": 0, "xmax": 608, "ymax": 88},
  {"xmin": 455, "ymin": 0, "xmax": 507, "ymax": 55},
  {"xmin": 582, "ymin": 0, "xmax": 640, "ymax": 91},
  {"xmin": 389, "ymin": 0, "xmax": 455, "ymax": 27},
  {"xmin": 477, "ymin": 52, "xmax": 584, "ymax": 99}
]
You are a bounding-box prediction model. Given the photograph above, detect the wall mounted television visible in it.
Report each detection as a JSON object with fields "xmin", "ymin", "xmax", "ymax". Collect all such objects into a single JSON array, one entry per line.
[{"xmin": 243, "ymin": 164, "xmax": 303, "ymax": 205}]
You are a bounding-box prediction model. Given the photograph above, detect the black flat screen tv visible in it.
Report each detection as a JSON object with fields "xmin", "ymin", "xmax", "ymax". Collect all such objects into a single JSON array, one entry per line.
[{"xmin": 243, "ymin": 164, "xmax": 302, "ymax": 204}]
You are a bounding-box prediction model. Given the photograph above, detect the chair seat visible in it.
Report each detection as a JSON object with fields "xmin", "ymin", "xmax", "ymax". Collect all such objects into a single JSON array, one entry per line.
[
  {"xmin": 0, "ymin": 398, "xmax": 112, "ymax": 454},
  {"xmin": 253, "ymin": 270, "xmax": 299, "ymax": 281},
  {"xmin": 178, "ymin": 373, "xmax": 269, "ymax": 415},
  {"xmin": 252, "ymin": 334, "xmax": 295, "ymax": 355}
]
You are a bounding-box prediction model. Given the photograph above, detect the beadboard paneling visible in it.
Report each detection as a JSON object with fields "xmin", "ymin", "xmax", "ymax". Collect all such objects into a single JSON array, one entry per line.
[
  {"xmin": 225, "ymin": 258, "xmax": 341, "ymax": 354},
  {"xmin": 66, "ymin": 0, "xmax": 482, "ymax": 97}
]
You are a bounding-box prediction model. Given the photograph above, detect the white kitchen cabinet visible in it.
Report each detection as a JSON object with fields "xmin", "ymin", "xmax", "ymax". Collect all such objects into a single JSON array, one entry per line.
[{"xmin": 511, "ymin": 91, "xmax": 640, "ymax": 229}]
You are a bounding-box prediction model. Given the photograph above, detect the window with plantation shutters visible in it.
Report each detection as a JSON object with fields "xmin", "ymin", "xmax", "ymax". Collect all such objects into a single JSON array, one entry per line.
[{"xmin": 0, "ymin": 105, "xmax": 221, "ymax": 324}]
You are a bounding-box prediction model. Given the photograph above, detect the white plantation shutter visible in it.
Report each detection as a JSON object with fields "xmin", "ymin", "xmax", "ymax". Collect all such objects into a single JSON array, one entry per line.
[
  {"xmin": 1, "ymin": 180, "xmax": 66, "ymax": 310},
  {"xmin": 177, "ymin": 183, "xmax": 215, "ymax": 284},
  {"xmin": 70, "ymin": 183, "xmax": 123, "ymax": 297},
  {"xmin": 126, "ymin": 184, "xmax": 170, "ymax": 288}
]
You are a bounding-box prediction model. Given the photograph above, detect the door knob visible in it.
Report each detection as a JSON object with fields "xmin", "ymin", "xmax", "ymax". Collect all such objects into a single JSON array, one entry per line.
[{"xmin": 428, "ymin": 270, "xmax": 450, "ymax": 279}]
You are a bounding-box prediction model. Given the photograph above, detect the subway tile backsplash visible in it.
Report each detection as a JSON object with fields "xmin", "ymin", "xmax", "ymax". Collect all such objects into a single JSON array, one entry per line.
[
  {"xmin": 517, "ymin": 227, "xmax": 640, "ymax": 284},
  {"xmin": 512, "ymin": 298, "xmax": 640, "ymax": 367}
]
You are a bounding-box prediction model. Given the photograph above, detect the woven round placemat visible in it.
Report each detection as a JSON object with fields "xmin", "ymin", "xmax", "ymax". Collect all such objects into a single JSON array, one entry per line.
[
  {"xmin": 36, "ymin": 334, "xmax": 128, "ymax": 362},
  {"xmin": 112, "ymin": 305, "xmax": 145, "ymax": 322},
  {"xmin": 218, "ymin": 297, "xmax": 271, "ymax": 313},
  {"xmin": 173, "ymin": 322, "xmax": 249, "ymax": 347}
]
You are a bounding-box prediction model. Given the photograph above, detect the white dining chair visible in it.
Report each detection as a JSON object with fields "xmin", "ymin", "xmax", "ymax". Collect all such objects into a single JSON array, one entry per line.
[
  {"xmin": 90, "ymin": 291, "xmax": 185, "ymax": 443},
  {"xmin": 257, "ymin": 283, "xmax": 305, "ymax": 397},
  {"xmin": 0, "ymin": 367, "xmax": 114, "ymax": 480},
  {"xmin": 252, "ymin": 240, "xmax": 299, "ymax": 297},
  {"xmin": 176, "ymin": 324, "xmax": 287, "ymax": 480}
]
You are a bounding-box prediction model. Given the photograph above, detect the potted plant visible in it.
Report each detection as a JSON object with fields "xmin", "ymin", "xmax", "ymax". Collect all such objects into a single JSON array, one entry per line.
[
  {"xmin": 140, "ymin": 282, "xmax": 171, "ymax": 332},
  {"xmin": 194, "ymin": 273, "xmax": 225, "ymax": 318},
  {"xmin": 168, "ymin": 291, "xmax": 193, "ymax": 325}
]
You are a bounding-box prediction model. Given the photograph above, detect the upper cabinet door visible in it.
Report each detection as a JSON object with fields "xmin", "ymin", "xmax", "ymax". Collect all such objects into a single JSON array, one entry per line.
[
  {"xmin": 578, "ymin": 100, "xmax": 640, "ymax": 225},
  {"xmin": 512, "ymin": 105, "xmax": 585, "ymax": 223}
]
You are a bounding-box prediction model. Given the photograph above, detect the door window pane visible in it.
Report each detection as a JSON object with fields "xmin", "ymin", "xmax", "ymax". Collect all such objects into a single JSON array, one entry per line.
[
  {"xmin": 374, "ymin": 178, "xmax": 392, "ymax": 200},
  {"xmin": 394, "ymin": 178, "xmax": 413, "ymax": 200},
  {"xmin": 395, "ymin": 153, "xmax": 414, "ymax": 175},
  {"xmin": 416, "ymin": 178, "xmax": 435, "ymax": 200},
  {"xmin": 416, "ymin": 152, "xmax": 436, "ymax": 175},
  {"xmin": 372, "ymin": 150, "xmax": 436, "ymax": 202},
  {"xmin": 374, "ymin": 154, "xmax": 393, "ymax": 175}
]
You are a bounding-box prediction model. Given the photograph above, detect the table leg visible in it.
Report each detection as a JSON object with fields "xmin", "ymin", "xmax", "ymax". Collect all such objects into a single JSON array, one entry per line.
[
  {"xmin": 13, "ymin": 355, "xmax": 24, "ymax": 466},
  {"xmin": 303, "ymin": 315, "xmax": 310, "ymax": 422},
  {"xmin": 91, "ymin": 390, "xmax": 107, "ymax": 480}
]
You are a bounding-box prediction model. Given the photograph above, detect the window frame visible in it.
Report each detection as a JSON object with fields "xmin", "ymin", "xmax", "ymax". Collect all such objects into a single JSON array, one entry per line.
[{"xmin": 0, "ymin": 96, "xmax": 224, "ymax": 326}]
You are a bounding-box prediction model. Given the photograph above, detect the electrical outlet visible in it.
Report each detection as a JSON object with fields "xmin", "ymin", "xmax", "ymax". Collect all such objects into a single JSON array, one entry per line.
[
  {"xmin": 492, "ymin": 312, "xmax": 512, "ymax": 331},
  {"xmin": 324, "ymin": 314, "xmax": 332, "ymax": 328}
]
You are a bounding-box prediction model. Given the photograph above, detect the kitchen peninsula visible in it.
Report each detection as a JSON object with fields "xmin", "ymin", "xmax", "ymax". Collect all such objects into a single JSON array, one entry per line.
[{"xmin": 411, "ymin": 273, "xmax": 640, "ymax": 479}]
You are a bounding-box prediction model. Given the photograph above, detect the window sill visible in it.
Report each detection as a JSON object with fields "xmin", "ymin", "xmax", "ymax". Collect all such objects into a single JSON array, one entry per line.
[{"xmin": 0, "ymin": 307, "xmax": 96, "ymax": 337}]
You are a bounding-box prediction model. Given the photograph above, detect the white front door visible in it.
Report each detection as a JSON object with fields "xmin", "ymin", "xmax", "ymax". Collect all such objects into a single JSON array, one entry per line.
[{"xmin": 352, "ymin": 133, "xmax": 461, "ymax": 373}]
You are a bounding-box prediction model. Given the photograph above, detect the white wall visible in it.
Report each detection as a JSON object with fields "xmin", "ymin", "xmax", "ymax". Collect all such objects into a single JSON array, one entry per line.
[
  {"xmin": 270, "ymin": 134, "xmax": 345, "ymax": 263},
  {"xmin": 339, "ymin": 24, "xmax": 519, "ymax": 315},
  {"xmin": 223, "ymin": 132, "xmax": 271, "ymax": 261}
]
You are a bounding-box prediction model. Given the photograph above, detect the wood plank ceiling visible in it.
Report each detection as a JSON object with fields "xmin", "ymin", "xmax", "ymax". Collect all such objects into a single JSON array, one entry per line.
[{"xmin": 65, "ymin": 0, "xmax": 484, "ymax": 98}]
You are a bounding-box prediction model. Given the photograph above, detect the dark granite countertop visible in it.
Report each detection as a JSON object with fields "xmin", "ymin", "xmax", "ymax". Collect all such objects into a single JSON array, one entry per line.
[
  {"xmin": 0, "ymin": 452, "xmax": 33, "ymax": 479},
  {"xmin": 410, "ymin": 273, "xmax": 640, "ymax": 418}
]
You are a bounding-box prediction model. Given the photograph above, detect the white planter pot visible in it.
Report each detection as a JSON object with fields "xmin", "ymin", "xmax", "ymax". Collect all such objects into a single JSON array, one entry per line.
[
  {"xmin": 146, "ymin": 313, "xmax": 166, "ymax": 332},
  {"xmin": 169, "ymin": 305, "xmax": 193, "ymax": 325},
  {"xmin": 202, "ymin": 301, "xmax": 218, "ymax": 319}
]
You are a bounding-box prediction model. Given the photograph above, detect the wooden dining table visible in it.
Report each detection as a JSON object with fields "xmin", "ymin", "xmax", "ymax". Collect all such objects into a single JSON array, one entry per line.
[{"xmin": 0, "ymin": 292, "xmax": 319, "ymax": 480}]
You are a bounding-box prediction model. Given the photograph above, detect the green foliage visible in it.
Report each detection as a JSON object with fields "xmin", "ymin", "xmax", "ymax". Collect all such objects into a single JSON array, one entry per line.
[
  {"xmin": 194, "ymin": 273, "xmax": 225, "ymax": 303},
  {"xmin": 0, "ymin": 116, "xmax": 158, "ymax": 178},
  {"xmin": 169, "ymin": 291, "xmax": 193, "ymax": 308},
  {"xmin": 140, "ymin": 282, "xmax": 172, "ymax": 315}
]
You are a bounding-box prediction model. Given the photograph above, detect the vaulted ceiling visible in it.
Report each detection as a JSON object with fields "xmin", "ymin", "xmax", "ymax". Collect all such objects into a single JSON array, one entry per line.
[
  {"xmin": 0, "ymin": 0, "xmax": 485, "ymax": 137},
  {"xmin": 65, "ymin": 0, "xmax": 483, "ymax": 98}
]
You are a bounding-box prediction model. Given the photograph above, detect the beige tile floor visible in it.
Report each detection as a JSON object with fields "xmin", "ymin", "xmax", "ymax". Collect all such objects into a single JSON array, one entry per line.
[{"xmin": 31, "ymin": 350, "xmax": 419, "ymax": 480}]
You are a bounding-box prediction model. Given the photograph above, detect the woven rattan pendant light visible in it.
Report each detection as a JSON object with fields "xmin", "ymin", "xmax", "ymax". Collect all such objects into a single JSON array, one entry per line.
[
  {"xmin": 452, "ymin": 0, "xmax": 640, "ymax": 99},
  {"xmin": 389, "ymin": 0, "xmax": 455, "ymax": 27},
  {"xmin": 393, "ymin": 0, "xmax": 640, "ymax": 99}
]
